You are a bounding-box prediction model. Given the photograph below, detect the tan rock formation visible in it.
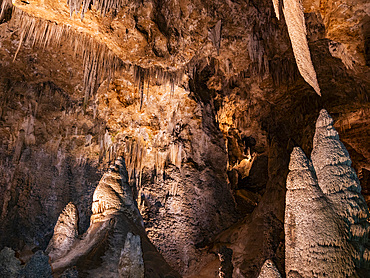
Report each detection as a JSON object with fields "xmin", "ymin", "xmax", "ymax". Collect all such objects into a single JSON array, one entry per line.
[
  {"xmin": 45, "ymin": 202, "xmax": 78, "ymax": 261},
  {"xmin": 271, "ymin": 0, "xmax": 280, "ymax": 20},
  {"xmin": 46, "ymin": 157, "xmax": 179, "ymax": 277},
  {"xmin": 282, "ymin": 0, "xmax": 321, "ymax": 95},
  {"xmin": 118, "ymin": 232, "xmax": 144, "ymax": 278},
  {"xmin": 311, "ymin": 109, "xmax": 370, "ymax": 267},
  {"xmin": 257, "ymin": 259, "xmax": 281, "ymax": 278},
  {"xmin": 285, "ymin": 146, "xmax": 355, "ymax": 277}
]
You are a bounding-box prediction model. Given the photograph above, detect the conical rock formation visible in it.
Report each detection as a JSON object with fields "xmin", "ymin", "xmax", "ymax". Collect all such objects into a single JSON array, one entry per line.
[
  {"xmin": 258, "ymin": 259, "xmax": 281, "ymax": 278},
  {"xmin": 311, "ymin": 109, "xmax": 370, "ymax": 261},
  {"xmin": 285, "ymin": 147, "xmax": 355, "ymax": 277},
  {"xmin": 46, "ymin": 157, "xmax": 180, "ymax": 277},
  {"xmin": 91, "ymin": 157, "xmax": 143, "ymax": 227},
  {"xmin": 45, "ymin": 202, "xmax": 78, "ymax": 261},
  {"xmin": 118, "ymin": 232, "xmax": 144, "ymax": 278}
]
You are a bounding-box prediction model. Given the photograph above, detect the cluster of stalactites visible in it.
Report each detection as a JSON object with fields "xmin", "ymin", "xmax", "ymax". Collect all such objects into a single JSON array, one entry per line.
[
  {"xmin": 0, "ymin": 0, "xmax": 12, "ymax": 23},
  {"xmin": 133, "ymin": 65, "xmax": 183, "ymax": 110},
  {"xmin": 67, "ymin": 0, "xmax": 127, "ymax": 19},
  {"xmin": 285, "ymin": 109, "xmax": 370, "ymax": 277},
  {"xmin": 271, "ymin": 0, "xmax": 321, "ymax": 95},
  {"xmin": 12, "ymin": 9, "xmax": 184, "ymax": 104},
  {"xmin": 12, "ymin": 9, "xmax": 124, "ymax": 102}
]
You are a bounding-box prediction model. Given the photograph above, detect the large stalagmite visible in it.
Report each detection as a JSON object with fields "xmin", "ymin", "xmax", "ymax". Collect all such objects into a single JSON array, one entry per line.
[
  {"xmin": 257, "ymin": 259, "xmax": 282, "ymax": 278},
  {"xmin": 282, "ymin": 0, "xmax": 321, "ymax": 95},
  {"xmin": 46, "ymin": 157, "xmax": 180, "ymax": 277},
  {"xmin": 45, "ymin": 202, "xmax": 78, "ymax": 261},
  {"xmin": 311, "ymin": 109, "xmax": 370, "ymax": 267},
  {"xmin": 285, "ymin": 147, "xmax": 355, "ymax": 277}
]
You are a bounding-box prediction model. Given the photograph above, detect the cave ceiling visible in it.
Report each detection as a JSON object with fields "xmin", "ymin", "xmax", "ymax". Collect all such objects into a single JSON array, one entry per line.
[{"xmin": 0, "ymin": 0, "xmax": 369, "ymax": 277}]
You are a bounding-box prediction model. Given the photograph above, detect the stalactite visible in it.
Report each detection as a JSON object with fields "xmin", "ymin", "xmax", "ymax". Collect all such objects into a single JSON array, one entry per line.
[
  {"xmin": 271, "ymin": 0, "xmax": 280, "ymax": 20},
  {"xmin": 282, "ymin": 0, "xmax": 321, "ymax": 95},
  {"xmin": 124, "ymin": 136, "xmax": 147, "ymax": 188},
  {"xmin": 66, "ymin": 0, "xmax": 127, "ymax": 19},
  {"xmin": 12, "ymin": 9, "xmax": 123, "ymax": 101},
  {"xmin": 0, "ymin": 0, "xmax": 12, "ymax": 23},
  {"xmin": 208, "ymin": 20, "xmax": 222, "ymax": 55}
]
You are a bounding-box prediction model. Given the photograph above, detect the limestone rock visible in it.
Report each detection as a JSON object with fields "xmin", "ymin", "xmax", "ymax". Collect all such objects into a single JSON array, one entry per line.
[
  {"xmin": 0, "ymin": 247, "xmax": 22, "ymax": 277},
  {"xmin": 218, "ymin": 246, "xmax": 233, "ymax": 278},
  {"xmin": 60, "ymin": 267, "xmax": 79, "ymax": 278},
  {"xmin": 45, "ymin": 202, "xmax": 78, "ymax": 261},
  {"xmin": 271, "ymin": 0, "xmax": 280, "ymax": 20},
  {"xmin": 19, "ymin": 250, "xmax": 52, "ymax": 278},
  {"xmin": 47, "ymin": 157, "xmax": 179, "ymax": 277},
  {"xmin": 258, "ymin": 259, "xmax": 281, "ymax": 278},
  {"xmin": 285, "ymin": 147, "xmax": 355, "ymax": 277},
  {"xmin": 91, "ymin": 157, "xmax": 143, "ymax": 227},
  {"xmin": 118, "ymin": 232, "xmax": 144, "ymax": 278},
  {"xmin": 282, "ymin": 0, "xmax": 321, "ymax": 95},
  {"xmin": 311, "ymin": 109, "xmax": 370, "ymax": 261}
]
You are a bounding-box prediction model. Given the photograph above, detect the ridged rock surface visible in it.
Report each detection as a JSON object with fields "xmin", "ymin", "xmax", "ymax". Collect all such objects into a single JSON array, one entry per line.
[
  {"xmin": 285, "ymin": 110, "xmax": 370, "ymax": 277},
  {"xmin": 47, "ymin": 157, "xmax": 180, "ymax": 278},
  {"xmin": 282, "ymin": 0, "xmax": 321, "ymax": 95},
  {"xmin": 45, "ymin": 202, "xmax": 78, "ymax": 261},
  {"xmin": 285, "ymin": 146, "xmax": 355, "ymax": 277},
  {"xmin": 311, "ymin": 109, "xmax": 370, "ymax": 266},
  {"xmin": 258, "ymin": 259, "xmax": 282, "ymax": 278},
  {"xmin": 118, "ymin": 232, "xmax": 144, "ymax": 278}
]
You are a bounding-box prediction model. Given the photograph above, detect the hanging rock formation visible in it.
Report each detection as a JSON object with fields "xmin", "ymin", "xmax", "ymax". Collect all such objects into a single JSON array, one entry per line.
[
  {"xmin": 282, "ymin": 0, "xmax": 321, "ymax": 95},
  {"xmin": 257, "ymin": 259, "xmax": 282, "ymax": 278},
  {"xmin": 311, "ymin": 109, "xmax": 370, "ymax": 267},
  {"xmin": 45, "ymin": 202, "xmax": 78, "ymax": 261},
  {"xmin": 271, "ymin": 0, "xmax": 280, "ymax": 20}
]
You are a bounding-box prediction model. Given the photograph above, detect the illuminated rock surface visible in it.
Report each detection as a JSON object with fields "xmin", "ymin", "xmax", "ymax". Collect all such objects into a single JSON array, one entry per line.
[
  {"xmin": 285, "ymin": 110, "xmax": 370, "ymax": 277},
  {"xmin": 0, "ymin": 0, "xmax": 369, "ymax": 277},
  {"xmin": 258, "ymin": 259, "xmax": 282, "ymax": 278}
]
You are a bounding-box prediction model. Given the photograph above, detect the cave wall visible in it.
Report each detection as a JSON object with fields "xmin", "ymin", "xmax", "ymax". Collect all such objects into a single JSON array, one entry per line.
[{"xmin": 0, "ymin": 0, "xmax": 369, "ymax": 277}]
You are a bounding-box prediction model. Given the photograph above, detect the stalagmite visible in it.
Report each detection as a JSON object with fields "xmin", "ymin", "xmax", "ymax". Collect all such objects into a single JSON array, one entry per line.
[
  {"xmin": 91, "ymin": 157, "xmax": 143, "ymax": 227},
  {"xmin": 285, "ymin": 147, "xmax": 356, "ymax": 277},
  {"xmin": 311, "ymin": 109, "xmax": 370, "ymax": 267},
  {"xmin": 46, "ymin": 157, "xmax": 179, "ymax": 277},
  {"xmin": 118, "ymin": 232, "xmax": 144, "ymax": 278},
  {"xmin": 282, "ymin": 0, "xmax": 321, "ymax": 95},
  {"xmin": 45, "ymin": 203, "xmax": 79, "ymax": 261},
  {"xmin": 258, "ymin": 259, "xmax": 281, "ymax": 278}
]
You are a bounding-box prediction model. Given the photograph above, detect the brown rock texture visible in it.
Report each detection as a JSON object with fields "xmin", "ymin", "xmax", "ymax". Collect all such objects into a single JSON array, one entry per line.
[
  {"xmin": 45, "ymin": 202, "xmax": 78, "ymax": 261},
  {"xmin": 0, "ymin": 0, "xmax": 369, "ymax": 277}
]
